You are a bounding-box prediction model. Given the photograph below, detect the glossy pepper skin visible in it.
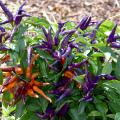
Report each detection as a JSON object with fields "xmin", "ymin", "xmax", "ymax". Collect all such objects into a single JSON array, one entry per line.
[
  {"xmin": 76, "ymin": 16, "xmax": 91, "ymax": 30},
  {"xmin": 110, "ymin": 41, "xmax": 120, "ymax": 48},
  {"xmin": 0, "ymin": 0, "xmax": 13, "ymax": 25},
  {"xmin": 107, "ymin": 24, "xmax": 117, "ymax": 43}
]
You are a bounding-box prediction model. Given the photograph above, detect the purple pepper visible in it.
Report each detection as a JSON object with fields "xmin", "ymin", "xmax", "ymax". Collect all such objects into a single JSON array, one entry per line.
[
  {"xmin": 57, "ymin": 103, "xmax": 69, "ymax": 116},
  {"xmin": 52, "ymin": 77, "xmax": 70, "ymax": 88},
  {"xmin": 69, "ymin": 59, "xmax": 88, "ymax": 69},
  {"xmin": 0, "ymin": 0, "xmax": 13, "ymax": 25},
  {"xmin": 82, "ymin": 73, "xmax": 116, "ymax": 102},
  {"xmin": 0, "ymin": 26, "xmax": 5, "ymax": 32},
  {"xmin": 76, "ymin": 16, "xmax": 91, "ymax": 30},
  {"xmin": 56, "ymin": 88, "xmax": 72, "ymax": 102},
  {"xmin": 90, "ymin": 20, "xmax": 104, "ymax": 44},
  {"xmin": 61, "ymin": 30, "xmax": 75, "ymax": 48},
  {"xmin": 107, "ymin": 24, "xmax": 117, "ymax": 43},
  {"xmin": 62, "ymin": 46, "xmax": 71, "ymax": 58},
  {"xmin": 41, "ymin": 26, "xmax": 53, "ymax": 49},
  {"xmin": 52, "ymin": 51, "xmax": 61, "ymax": 59},
  {"xmin": 36, "ymin": 107, "xmax": 56, "ymax": 120},
  {"xmin": 54, "ymin": 22, "xmax": 65, "ymax": 46},
  {"xmin": 27, "ymin": 46, "xmax": 32, "ymax": 65},
  {"xmin": 80, "ymin": 92, "xmax": 93, "ymax": 102},
  {"xmin": 110, "ymin": 41, "xmax": 120, "ymax": 48},
  {"xmin": 99, "ymin": 74, "xmax": 116, "ymax": 80},
  {"xmin": 0, "ymin": 1, "xmax": 30, "ymax": 26},
  {"xmin": 14, "ymin": 2, "xmax": 30, "ymax": 26},
  {"xmin": 0, "ymin": 26, "xmax": 6, "ymax": 43},
  {"xmin": 61, "ymin": 29, "xmax": 76, "ymax": 36},
  {"xmin": 0, "ymin": 44, "xmax": 10, "ymax": 51}
]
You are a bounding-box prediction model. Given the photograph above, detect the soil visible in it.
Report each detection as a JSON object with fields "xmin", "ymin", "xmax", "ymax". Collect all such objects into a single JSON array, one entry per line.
[{"xmin": 1, "ymin": 0, "xmax": 120, "ymax": 23}]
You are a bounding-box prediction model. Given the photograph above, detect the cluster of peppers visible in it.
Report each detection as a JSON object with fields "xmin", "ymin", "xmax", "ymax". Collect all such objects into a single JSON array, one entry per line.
[{"xmin": 0, "ymin": 53, "xmax": 52, "ymax": 104}]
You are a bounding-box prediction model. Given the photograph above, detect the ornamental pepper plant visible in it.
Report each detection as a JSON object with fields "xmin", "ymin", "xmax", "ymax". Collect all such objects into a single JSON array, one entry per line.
[{"xmin": 1, "ymin": 1, "xmax": 120, "ymax": 120}]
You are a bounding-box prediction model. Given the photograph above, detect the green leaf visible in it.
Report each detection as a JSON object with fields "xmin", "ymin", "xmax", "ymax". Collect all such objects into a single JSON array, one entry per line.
[
  {"xmin": 15, "ymin": 100, "xmax": 25, "ymax": 119},
  {"xmin": 74, "ymin": 74, "xmax": 85, "ymax": 83},
  {"xmin": 69, "ymin": 109, "xmax": 80, "ymax": 120},
  {"xmin": 39, "ymin": 58, "xmax": 48, "ymax": 78},
  {"xmin": 89, "ymin": 59, "xmax": 98, "ymax": 74},
  {"xmin": 88, "ymin": 111, "xmax": 101, "ymax": 117},
  {"xmin": 78, "ymin": 102, "xmax": 87, "ymax": 114},
  {"xmin": 25, "ymin": 17, "xmax": 50, "ymax": 28},
  {"xmin": 20, "ymin": 111, "xmax": 39, "ymax": 120},
  {"xmin": 36, "ymin": 48, "xmax": 54, "ymax": 61},
  {"xmin": 102, "ymin": 62, "xmax": 112, "ymax": 74},
  {"xmin": 38, "ymin": 97, "xmax": 48, "ymax": 112},
  {"xmin": 104, "ymin": 52, "xmax": 111, "ymax": 61},
  {"xmin": 103, "ymin": 80, "xmax": 120, "ymax": 95},
  {"xmin": 26, "ymin": 103, "xmax": 41, "ymax": 112},
  {"xmin": 2, "ymin": 106, "xmax": 15, "ymax": 117},
  {"xmin": 115, "ymin": 57, "xmax": 120, "ymax": 79},
  {"xmin": 98, "ymin": 46, "xmax": 116, "ymax": 60},
  {"xmin": 0, "ymin": 70, "xmax": 3, "ymax": 84},
  {"xmin": 115, "ymin": 113, "xmax": 120, "ymax": 120},
  {"xmin": 106, "ymin": 114, "xmax": 115, "ymax": 119},
  {"xmin": 91, "ymin": 52, "xmax": 104, "ymax": 57}
]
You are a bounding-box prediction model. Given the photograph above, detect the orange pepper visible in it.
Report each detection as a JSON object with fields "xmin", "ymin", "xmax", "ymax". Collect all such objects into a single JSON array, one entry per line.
[
  {"xmin": 26, "ymin": 66, "xmax": 32, "ymax": 79},
  {"xmin": 76, "ymin": 82, "xmax": 81, "ymax": 89},
  {"xmin": 26, "ymin": 54, "xmax": 39, "ymax": 79},
  {"xmin": 9, "ymin": 76, "xmax": 18, "ymax": 83},
  {"xmin": 0, "ymin": 66, "xmax": 14, "ymax": 72},
  {"xmin": 31, "ymin": 72, "xmax": 39, "ymax": 80},
  {"xmin": 33, "ymin": 86, "xmax": 52, "ymax": 103},
  {"xmin": 1, "ymin": 54, "xmax": 10, "ymax": 63},
  {"xmin": 17, "ymin": 81, "xmax": 25, "ymax": 87},
  {"xmin": 15, "ymin": 67, "xmax": 23, "ymax": 75},
  {"xmin": 31, "ymin": 54, "xmax": 39, "ymax": 65},
  {"xmin": 26, "ymin": 89, "xmax": 39, "ymax": 98},
  {"xmin": 64, "ymin": 70, "xmax": 74, "ymax": 79},
  {"xmin": 33, "ymin": 81, "xmax": 50, "ymax": 86},
  {"xmin": 29, "ymin": 73, "xmax": 39, "ymax": 85},
  {"xmin": 2, "ymin": 72, "xmax": 12, "ymax": 77},
  {"xmin": 2, "ymin": 80, "xmax": 17, "ymax": 92}
]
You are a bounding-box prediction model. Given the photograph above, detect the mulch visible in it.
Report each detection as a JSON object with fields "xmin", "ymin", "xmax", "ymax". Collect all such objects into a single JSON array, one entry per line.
[{"xmin": 1, "ymin": 0, "xmax": 120, "ymax": 23}]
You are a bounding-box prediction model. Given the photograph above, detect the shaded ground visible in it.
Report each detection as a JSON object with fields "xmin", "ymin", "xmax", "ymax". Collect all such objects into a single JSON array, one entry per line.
[{"xmin": 1, "ymin": 0, "xmax": 120, "ymax": 23}]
